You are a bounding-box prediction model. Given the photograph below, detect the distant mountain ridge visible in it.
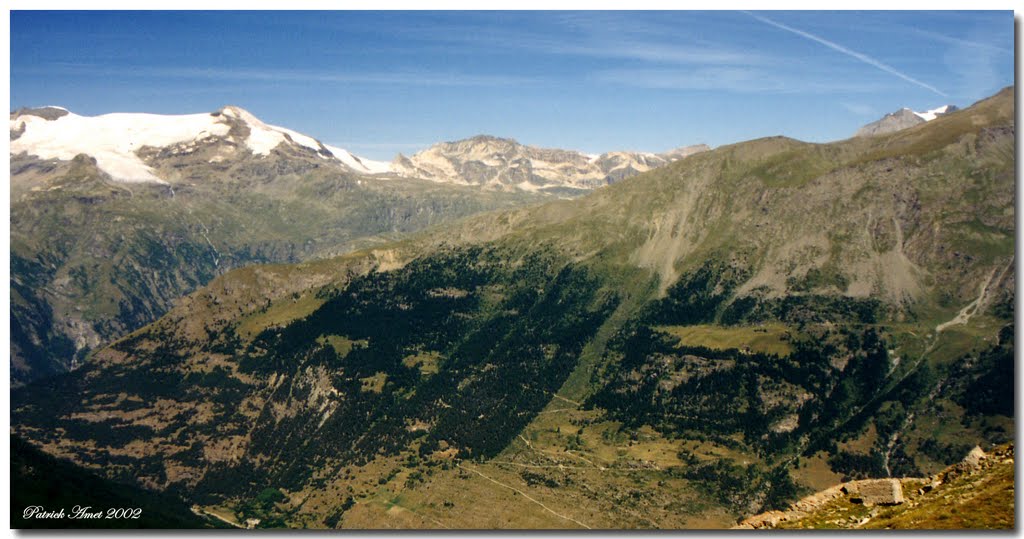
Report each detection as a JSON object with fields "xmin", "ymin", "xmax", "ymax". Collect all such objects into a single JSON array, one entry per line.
[
  {"xmin": 12, "ymin": 106, "xmax": 707, "ymax": 194},
  {"xmin": 391, "ymin": 134, "xmax": 710, "ymax": 194},
  {"xmin": 854, "ymin": 104, "xmax": 959, "ymax": 137},
  {"xmin": 8, "ymin": 106, "xmax": 544, "ymax": 385}
]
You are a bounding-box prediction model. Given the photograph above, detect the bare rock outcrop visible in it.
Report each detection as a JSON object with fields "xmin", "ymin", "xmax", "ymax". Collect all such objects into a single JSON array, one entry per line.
[{"xmin": 843, "ymin": 478, "xmax": 904, "ymax": 506}]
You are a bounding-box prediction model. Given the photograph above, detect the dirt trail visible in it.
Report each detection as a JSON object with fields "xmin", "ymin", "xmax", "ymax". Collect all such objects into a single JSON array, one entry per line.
[
  {"xmin": 536, "ymin": 408, "xmax": 574, "ymax": 415},
  {"xmin": 517, "ymin": 434, "xmax": 607, "ymax": 471},
  {"xmin": 520, "ymin": 384, "xmax": 583, "ymax": 407},
  {"xmin": 565, "ymin": 450, "xmax": 604, "ymax": 469},
  {"xmin": 192, "ymin": 507, "xmax": 243, "ymax": 528},
  {"xmin": 488, "ymin": 461, "xmax": 592, "ymax": 470},
  {"xmin": 457, "ymin": 463, "xmax": 592, "ymax": 529},
  {"xmin": 552, "ymin": 394, "xmax": 582, "ymax": 406},
  {"xmin": 384, "ymin": 501, "xmax": 451, "ymax": 529}
]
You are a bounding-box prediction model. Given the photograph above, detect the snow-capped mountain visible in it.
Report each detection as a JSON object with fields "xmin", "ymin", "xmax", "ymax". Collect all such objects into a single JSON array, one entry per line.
[
  {"xmin": 854, "ymin": 104, "xmax": 959, "ymax": 137},
  {"xmin": 390, "ymin": 135, "xmax": 709, "ymax": 194},
  {"xmin": 10, "ymin": 106, "xmax": 706, "ymax": 194},
  {"xmin": 9, "ymin": 105, "xmax": 389, "ymax": 183}
]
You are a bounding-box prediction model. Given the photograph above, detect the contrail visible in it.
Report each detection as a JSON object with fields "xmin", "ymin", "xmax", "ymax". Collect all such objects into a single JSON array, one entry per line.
[{"xmin": 744, "ymin": 11, "xmax": 948, "ymax": 97}]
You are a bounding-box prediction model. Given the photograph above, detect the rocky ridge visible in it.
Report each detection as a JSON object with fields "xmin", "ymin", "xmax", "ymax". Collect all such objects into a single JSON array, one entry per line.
[
  {"xmin": 391, "ymin": 135, "xmax": 709, "ymax": 193},
  {"xmin": 855, "ymin": 105, "xmax": 959, "ymax": 137}
]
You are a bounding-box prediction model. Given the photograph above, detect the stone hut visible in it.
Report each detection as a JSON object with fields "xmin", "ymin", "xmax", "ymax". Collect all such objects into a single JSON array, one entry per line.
[{"xmin": 842, "ymin": 478, "xmax": 904, "ymax": 506}]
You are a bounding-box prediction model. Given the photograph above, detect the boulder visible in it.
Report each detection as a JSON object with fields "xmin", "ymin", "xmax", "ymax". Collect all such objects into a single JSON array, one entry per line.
[
  {"xmin": 963, "ymin": 446, "xmax": 986, "ymax": 470},
  {"xmin": 846, "ymin": 479, "xmax": 904, "ymax": 506}
]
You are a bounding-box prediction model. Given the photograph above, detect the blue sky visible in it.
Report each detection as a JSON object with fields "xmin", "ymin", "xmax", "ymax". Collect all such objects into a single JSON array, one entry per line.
[{"xmin": 10, "ymin": 11, "xmax": 1015, "ymax": 160}]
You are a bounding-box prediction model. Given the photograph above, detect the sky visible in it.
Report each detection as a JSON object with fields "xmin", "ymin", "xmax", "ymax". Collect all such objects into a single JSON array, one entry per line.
[{"xmin": 9, "ymin": 10, "xmax": 1016, "ymax": 160}]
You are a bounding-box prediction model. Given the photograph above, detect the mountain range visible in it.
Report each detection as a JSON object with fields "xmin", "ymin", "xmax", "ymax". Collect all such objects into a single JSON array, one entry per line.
[
  {"xmin": 11, "ymin": 105, "xmax": 707, "ymax": 192},
  {"xmin": 391, "ymin": 135, "xmax": 709, "ymax": 194},
  {"xmin": 10, "ymin": 87, "xmax": 1014, "ymax": 528},
  {"xmin": 10, "ymin": 105, "xmax": 707, "ymax": 386}
]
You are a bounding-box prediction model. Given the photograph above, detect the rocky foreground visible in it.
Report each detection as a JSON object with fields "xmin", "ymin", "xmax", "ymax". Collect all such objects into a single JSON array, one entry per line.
[{"xmin": 736, "ymin": 444, "xmax": 1014, "ymax": 529}]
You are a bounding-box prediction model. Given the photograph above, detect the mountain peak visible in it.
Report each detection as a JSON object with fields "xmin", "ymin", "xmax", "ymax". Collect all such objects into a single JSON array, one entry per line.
[
  {"xmin": 216, "ymin": 105, "xmax": 259, "ymax": 125},
  {"xmin": 218, "ymin": 104, "xmax": 254, "ymax": 117},
  {"xmin": 214, "ymin": 105, "xmax": 328, "ymax": 157},
  {"xmin": 854, "ymin": 104, "xmax": 958, "ymax": 137},
  {"xmin": 461, "ymin": 134, "xmax": 519, "ymax": 145}
]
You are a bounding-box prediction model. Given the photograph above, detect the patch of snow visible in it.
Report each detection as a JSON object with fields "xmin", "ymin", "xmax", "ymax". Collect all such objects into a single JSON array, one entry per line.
[
  {"xmin": 242, "ymin": 125, "xmax": 287, "ymax": 156},
  {"xmin": 323, "ymin": 144, "xmax": 392, "ymax": 174},
  {"xmin": 913, "ymin": 105, "xmax": 953, "ymax": 122},
  {"xmin": 10, "ymin": 110, "xmax": 231, "ymax": 183},
  {"xmin": 221, "ymin": 106, "xmax": 302, "ymax": 156}
]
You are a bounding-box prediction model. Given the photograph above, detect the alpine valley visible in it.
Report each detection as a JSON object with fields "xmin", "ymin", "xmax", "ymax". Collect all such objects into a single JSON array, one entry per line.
[
  {"xmin": 10, "ymin": 105, "xmax": 700, "ymax": 386},
  {"xmin": 10, "ymin": 87, "xmax": 1014, "ymax": 529}
]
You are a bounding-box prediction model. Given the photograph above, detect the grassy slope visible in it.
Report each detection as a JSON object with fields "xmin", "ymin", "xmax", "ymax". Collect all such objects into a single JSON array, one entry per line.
[
  {"xmin": 864, "ymin": 459, "xmax": 1014, "ymax": 529},
  {"xmin": 776, "ymin": 445, "xmax": 1014, "ymax": 530},
  {"xmin": 656, "ymin": 324, "xmax": 794, "ymax": 356}
]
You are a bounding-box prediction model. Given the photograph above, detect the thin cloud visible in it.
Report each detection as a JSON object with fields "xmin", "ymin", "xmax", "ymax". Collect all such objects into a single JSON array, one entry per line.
[
  {"xmin": 593, "ymin": 67, "xmax": 890, "ymax": 95},
  {"xmin": 30, "ymin": 63, "xmax": 536, "ymax": 88},
  {"xmin": 330, "ymin": 142, "xmax": 430, "ymax": 150},
  {"xmin": 910, "ymin": 27, "xmax": 1011, "ymax": 55},
  {"xmin": 942, "ymin": 38, "xmax": 1006, "ymax": 102},
  {"xmin": 569, "ymin": 42, "xmax": 759, "ymax": 66},
  {"xmin": 397, "ymin": 21, "xmax": 769, "ymax": 67},
  {"xmin": 744, "ymin": 11, "xmax": 948, "ymax": 98},
  {"xmin": 840, "ymin": 102, "xmax": 877, "ymax": 116}
]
